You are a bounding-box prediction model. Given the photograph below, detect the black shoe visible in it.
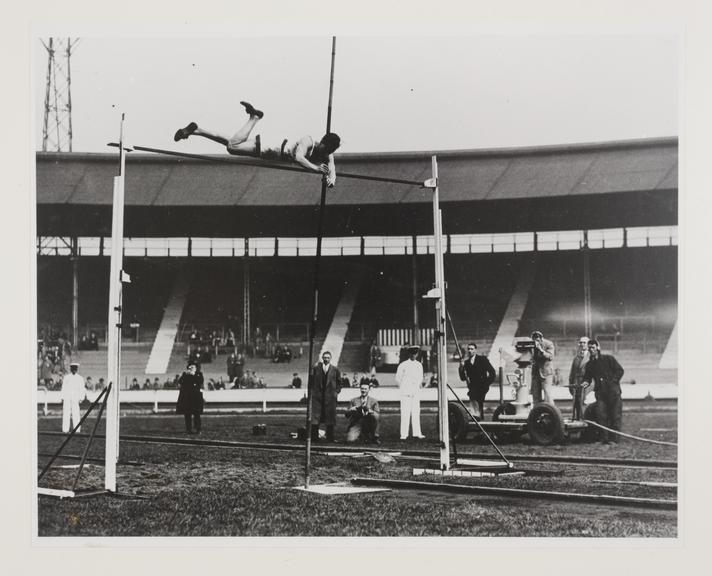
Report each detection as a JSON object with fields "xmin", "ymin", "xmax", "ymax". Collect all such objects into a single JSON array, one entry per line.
[
  {"xmin": 240, "ymin": 101, "xmax": 264, "ymax": 119},
  {"xmin": 174, "ymin": 122, "xmax": 197, "ymax": 141}
]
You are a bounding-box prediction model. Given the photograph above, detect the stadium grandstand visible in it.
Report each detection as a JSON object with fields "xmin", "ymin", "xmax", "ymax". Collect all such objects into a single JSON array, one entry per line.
[{"xmin": 36, "ymin": 137, "xmax": 677, "ymax": 393}]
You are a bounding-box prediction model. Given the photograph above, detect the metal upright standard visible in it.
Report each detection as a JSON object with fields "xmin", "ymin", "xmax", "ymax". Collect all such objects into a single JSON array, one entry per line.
[
  {"xmin": 427, "ymin": 156, "xmax": 451, "ymax": 470},
  {"xmin": 105, "ymin": 115, "xmax": 129, "ymax": 492}
]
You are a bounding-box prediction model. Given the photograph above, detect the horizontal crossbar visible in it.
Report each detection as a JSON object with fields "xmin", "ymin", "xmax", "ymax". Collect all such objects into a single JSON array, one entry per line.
[{"xmin": 107, "ymin": 143, "xmax": 426, "ymax": 187}]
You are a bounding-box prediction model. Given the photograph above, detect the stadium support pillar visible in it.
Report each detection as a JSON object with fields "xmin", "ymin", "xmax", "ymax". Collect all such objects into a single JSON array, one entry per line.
[
  {"xmin": 429, "ymin": 156, "xmax": 450, "ymax": 470},
  {"xmin": 71, "ymin": 239, "xmax": 79, "ymax": 350},
  {"xmin": 583, "ymin": 230, "xmax": 592, "ymax": 336},
  {"xmin": 412, "ymin": 236, "xmax": 420, "ymax": 346},
  {"xmin": 105, "ymin": 115, "xmax": 128, "ymax": 492}
]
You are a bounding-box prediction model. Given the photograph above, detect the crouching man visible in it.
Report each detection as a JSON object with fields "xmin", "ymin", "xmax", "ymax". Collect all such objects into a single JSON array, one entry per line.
[{"xmin": 345, "ymin": 382, "xmax": 380, "ymax": 445}]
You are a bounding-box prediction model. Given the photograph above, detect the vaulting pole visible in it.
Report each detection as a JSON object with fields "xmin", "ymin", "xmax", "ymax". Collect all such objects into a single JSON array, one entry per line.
[{"xmin": 304, "ymin": 36, "xmax": 337, "ymax": 488}]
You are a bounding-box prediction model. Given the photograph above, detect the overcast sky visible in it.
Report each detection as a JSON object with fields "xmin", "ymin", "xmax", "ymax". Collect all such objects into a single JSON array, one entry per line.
[{"xmin": 34, "ymin": 35, "xmax": 678, "ymax": 154}]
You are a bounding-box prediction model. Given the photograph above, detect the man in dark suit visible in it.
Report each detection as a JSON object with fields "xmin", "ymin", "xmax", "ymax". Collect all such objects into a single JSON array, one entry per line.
[
  {"xmin": 175, "ymin": 363, "xmax": 205, "ymax": 434},
  {"xmin": 582, "ymin": 339, "xmax": 625, "ymax": 444},
  {"xmin": 458, "ymin": 342, "xmax": 497, "ymax": 419},
  {"xmin": 310, "ymin": 350, "xmax": 342, "ymax": 442}
]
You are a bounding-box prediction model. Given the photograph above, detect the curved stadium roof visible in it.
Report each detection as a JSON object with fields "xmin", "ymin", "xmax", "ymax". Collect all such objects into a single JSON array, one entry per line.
[{"xmin": 36, "ymin": 137, "xmax": 677, "ymax": 237}]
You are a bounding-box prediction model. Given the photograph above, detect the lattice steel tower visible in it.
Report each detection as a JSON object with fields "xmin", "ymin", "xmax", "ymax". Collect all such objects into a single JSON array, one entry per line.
[{"xmin": 41, "ymin": 38, "xmax": 80, "ymax": 152}]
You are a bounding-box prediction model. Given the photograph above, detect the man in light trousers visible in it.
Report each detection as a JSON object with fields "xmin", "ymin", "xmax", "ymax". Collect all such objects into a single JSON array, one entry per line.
[
  {"xmin": 61, "ymin": 361, "xmax": 86, "ymax": 433},
  {"xmin": 396, "ymin": 346, "xmax": 425, "ymax": 440}
]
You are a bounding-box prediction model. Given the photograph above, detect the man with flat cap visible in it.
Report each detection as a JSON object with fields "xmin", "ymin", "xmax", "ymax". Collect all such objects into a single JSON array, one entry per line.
[
  {"xmin": 530, "ymin": 330, "xmax": 556, "ymax": 405},
  {"xmin": 396, "ymin": 345, "xmax": 426, "ymax": 440},
  {"xmin": 61, "ymin": 361, "xmax": 86, "ymax": 433}
]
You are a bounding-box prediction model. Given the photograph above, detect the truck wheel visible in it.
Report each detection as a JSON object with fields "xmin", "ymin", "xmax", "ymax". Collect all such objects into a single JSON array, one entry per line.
[
  {"xmin": 448, "ymin": 401, "xmax": 470, "ymax": 442},
  {"xmin": 527, "ymin": 402, "xmax": 565, "ymax": 445},
  {"xmin": 582, "ymin": 402, "xmax": 601, "ymax": 442}
]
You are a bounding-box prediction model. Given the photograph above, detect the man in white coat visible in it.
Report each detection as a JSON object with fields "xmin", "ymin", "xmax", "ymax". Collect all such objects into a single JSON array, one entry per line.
[
  {"xmin": 395, "ymin": 346, "xmax": 425, "ymax": 440},
  {"xmin": 61, "ymin": 361, "xmax": 86, "ymax": 433}
]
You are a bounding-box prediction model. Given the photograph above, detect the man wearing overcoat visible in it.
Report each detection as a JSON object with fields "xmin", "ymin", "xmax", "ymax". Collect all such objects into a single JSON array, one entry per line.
[
  {"xmin": 582, "ymin": 339, "xmax": 625, "ymax": 444},
  {"xmin": 176, "ymin": 363, "xmax": 205, "ymax": 434},
  {"xmin": 310, "ymin": 351, "xmax": 342, "ymax": 442}
]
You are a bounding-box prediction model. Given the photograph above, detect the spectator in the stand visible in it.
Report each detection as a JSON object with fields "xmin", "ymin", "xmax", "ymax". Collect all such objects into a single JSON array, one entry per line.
[
  {"xmin": 345, "ymin": 382, "xmax": 380, "ymax": 444},
  {"xmin": 310, "ymin": 351, "xmax": 342, "ymax": 442},
  {"xmin": 568, "ymin": 336, "xmax": 591, "ymax": 420},
  {"xmin": 61, "ymin": 362, "xmax": 86, "ymax": 433},
  {"xmin": 206, "ymin": 378, "xmax": 216, "ymax": 391},
  {"xmin": 214, "ymin": 376, "xmax": 226, "ymax": 390},
  {"xmin": 152, "ymin": 377, "xmax": 161, "ymax": 390},
  {"xmin": 265, "ymin": 332, "xmax": 274, "ymax": 358},
  {"xmin": 89, "ymin": 332, "xmax": 99, "ymax": 350},
  {"xmin": 368, "ymin": 373, "xmax": 380, "ymax": 388},
  {"xmin": 254, "ymin": 327, "xmax": 264, "ymax": 357},
  {"xmin": 428, "ymin": 373, "xmax": 439, "ymax": 388},
  {"xmin": 97, "ymin": 377, "xmax": 106, "ymax": 391},
  {"xmin": 172, "ymin": 374, "xmax": 181, "ymax": 389},
  {"xmin": 255, "ymin": 372, "xmax": 266, "ymax": 388},
  {"xmin": 530, "ymin": 330, "xmax": 556, "ymax": 405},
  {"xmin": 130, "ymin": 378, "xmax": 140, "ymax": 390},
  {"xmin": 582, "ymin": 339, "xmax": 625, "ymax": 444},
  {"xmin": 272, "ymin": 344, "xmax": 292, "ymax": 363},
  {"xmin": 200, "ymin": 345, "xmax": 212, "ymax": 364},
  {"xmin": 290, "ymin": 372, "xmax": 302, "ymax": 389},
  {"xmin": 458, "ymin": 342, "xmax": 497, "ymax": 419},
  {"xmin": 85, "ymin": 376, "xmax": 94, "ymax": 391},
  {"xmin": 396, "ymin": 346, "xmax": 425, "ymax": 440},
  {"xmin": 40, "ymin": 356, "xmax": 54, "ymax": 384},
  {"xmin": 143, "ymin": 378, "xmax": 152, "ymax": 390},
  {"xmin": 351, "ymin": 373, "xmax": 360, "ymax": 388},
  {"xmin": 359, "ymin": 373, "xmax": 371, "ymax": 387},
  {"xmin": 399, "ymin": 341, "xmax": 411, "ymax": 364},
  {"xmin": 339, "ymin": 372, "xmax": 351, "ymax": 390},
  {"xmin": 227, "ymin": 351, "xmax": 240, "ymax": 383},
  {"xmin": 187, "ymin": 347, "xmax": 200, "ymax": 367},
  {"xmin": 176, "ymin": 363, "xmax": 204, "ymax": 434},
  {"xmin": 369, "ymin": 341, "xmax": 381, "ymax": 372}
]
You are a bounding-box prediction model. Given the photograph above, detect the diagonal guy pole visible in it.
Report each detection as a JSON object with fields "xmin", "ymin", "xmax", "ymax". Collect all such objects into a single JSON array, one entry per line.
[{"xmin": 304, "ymin": 36, "xmax": 337, "ymax": 489}]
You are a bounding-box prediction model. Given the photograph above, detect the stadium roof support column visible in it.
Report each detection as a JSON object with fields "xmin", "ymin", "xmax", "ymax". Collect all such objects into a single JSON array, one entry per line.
[
  {"xmin": 583, "ymin": 230, "xmax": 592, "ymax": 337},
  {"xmin": 412, "ymin": 236, "xmax": 420, "ymax": 346}
]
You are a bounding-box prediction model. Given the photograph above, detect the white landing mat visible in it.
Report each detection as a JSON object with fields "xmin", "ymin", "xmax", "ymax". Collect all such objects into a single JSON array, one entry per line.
[{"xmin": 293, "ymin": 484, "xmax": 391, "ymax": 495}]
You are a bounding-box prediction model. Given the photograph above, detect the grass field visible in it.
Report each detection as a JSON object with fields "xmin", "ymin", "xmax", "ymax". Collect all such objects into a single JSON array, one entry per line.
[{"xmin": 36, "ymin": 403, "xmax": 678, "ymax": 537}]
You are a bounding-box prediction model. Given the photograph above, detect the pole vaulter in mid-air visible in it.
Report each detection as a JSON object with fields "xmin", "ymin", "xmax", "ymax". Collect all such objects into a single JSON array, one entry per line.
[{"xmin": 173, "ymin": 101, "xmax": 342, "ymax": 187}]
